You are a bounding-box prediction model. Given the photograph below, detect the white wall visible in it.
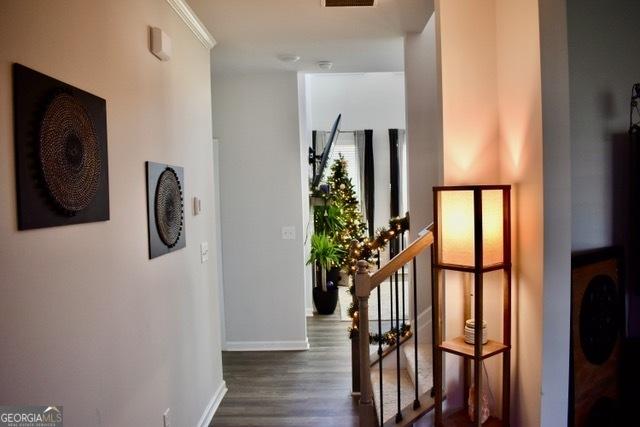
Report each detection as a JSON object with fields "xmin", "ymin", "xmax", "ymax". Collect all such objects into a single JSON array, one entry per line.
[
  {"xmin": 496, "ymin": 0, "xmax": 548, "ymax": 424},
  {"xmin": 306, "ymin": 72, "xmax": 407, "ymax": 233},
  {"xmin": 298, "ymin": 73, "xmax": 314, "ymax": 317},
  {"xmin": 537, "ymin": 0, "xmax": 572, "ymax": 424},
  {"xmin": 437, "ymin": 0, "xmax": 567, "ymax": 424},
  {"xmin": 0, "ymin": 1, "xmax": 225, "ymax": 426},
  {"xmin": 404, "ymin": 14, "xmax": 443, "ymax": 336},
  {"xmin": 438, "ymin": 0, "xmax": 503, "ymax": 412},
  {"xmin": 212, "ymin": 71, "xmax": 308, "ymax": 350},
  {"xmin": 439, "ymin": 1, "xmax": 499, "ymax": 185}
]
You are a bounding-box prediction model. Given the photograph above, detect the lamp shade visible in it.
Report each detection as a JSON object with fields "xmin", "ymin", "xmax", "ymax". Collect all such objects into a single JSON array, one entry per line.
[{"xmin": 434, "ymin": 185, "xmax": 510, "ymax": 269}]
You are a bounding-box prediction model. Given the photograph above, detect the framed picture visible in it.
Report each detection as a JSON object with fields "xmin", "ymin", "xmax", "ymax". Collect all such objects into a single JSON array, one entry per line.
[
  {"xmin": 146, "ymin": 161, "xmax": 186, "ymax": 259},
  {"xmin": 13, "ymin": 63, "xmax": 109, "ymax": 230},
  {"xmin": 570, "ymin": 247, "xmax": 624, "ymax": 426}
]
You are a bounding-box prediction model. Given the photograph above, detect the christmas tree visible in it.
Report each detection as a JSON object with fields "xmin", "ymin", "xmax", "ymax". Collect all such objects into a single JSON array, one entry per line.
[{"xmin": 326, "ymin": 154, "xmax": 367, "ymax": 270}]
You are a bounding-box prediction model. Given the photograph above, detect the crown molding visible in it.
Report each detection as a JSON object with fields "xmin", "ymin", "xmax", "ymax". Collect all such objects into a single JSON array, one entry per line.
[{"xmin": 165, "ymin": 0, "xmax": 216, "ymax": 49}]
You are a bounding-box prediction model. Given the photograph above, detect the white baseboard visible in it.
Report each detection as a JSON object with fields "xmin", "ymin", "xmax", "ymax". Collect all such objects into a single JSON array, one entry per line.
[
  {"xmin": 306, "ymin": 307, "xmax": 315, "ymax": 317},
  {"xmin": 224, "ymin": 339, "xmax": 310, "ymax": 351},
  {"xmin": 197, "ymin": 380, "xmax": 227, "ymax": 427}
]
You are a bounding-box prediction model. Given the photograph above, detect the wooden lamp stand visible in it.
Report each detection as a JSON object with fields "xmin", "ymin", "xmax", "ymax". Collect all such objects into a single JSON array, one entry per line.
[{"xmin": 431, "ymin": 185, "xmax": 511, "ymax": 427}]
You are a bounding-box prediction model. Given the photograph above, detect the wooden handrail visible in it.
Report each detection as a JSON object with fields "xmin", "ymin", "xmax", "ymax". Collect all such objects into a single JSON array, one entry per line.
[{"xmin": 369, "ymin": 224, "xmax": 434, "ymax": 290}]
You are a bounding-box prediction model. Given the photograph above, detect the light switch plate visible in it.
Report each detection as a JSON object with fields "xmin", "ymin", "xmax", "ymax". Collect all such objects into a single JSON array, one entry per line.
[
  {"xmin": 281, "ymin": 226, "xmax": 296, "ymax": 240},
  {"xmin": 193, "ymin": 197, "xmax": 202, "ymax": 216},
  {"xmin": 200, "ymin": 242, "xmax": 209, "ymax": 263}
]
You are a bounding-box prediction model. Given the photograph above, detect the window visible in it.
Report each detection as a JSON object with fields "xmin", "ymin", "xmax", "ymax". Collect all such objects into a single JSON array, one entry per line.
[{"xmin": 324, "ymin": 132, "xmax": 360, "ymax": 200}]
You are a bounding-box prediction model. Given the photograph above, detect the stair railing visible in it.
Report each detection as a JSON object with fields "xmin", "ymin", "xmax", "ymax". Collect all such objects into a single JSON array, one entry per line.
[{"xmin": 355, "ymin": 224, "xmax": 434, "ymax": 427}]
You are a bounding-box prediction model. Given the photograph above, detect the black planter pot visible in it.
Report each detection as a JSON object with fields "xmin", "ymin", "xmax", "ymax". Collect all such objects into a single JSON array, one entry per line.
[
  {"xmin": 313, "ymin": 286, "xmax": 339, "ymax": 315},
  {"xmin": 313, "ymin": 266, "xmax": 341, "ymax": 315}
]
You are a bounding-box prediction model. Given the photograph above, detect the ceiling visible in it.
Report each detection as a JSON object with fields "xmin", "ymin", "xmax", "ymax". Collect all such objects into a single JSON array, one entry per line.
[{"xmin": 187, "ymin": 0, "xmax": 432, "ymax": 74}]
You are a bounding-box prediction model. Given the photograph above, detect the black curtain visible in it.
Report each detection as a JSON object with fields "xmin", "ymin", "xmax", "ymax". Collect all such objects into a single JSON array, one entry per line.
[
  {"xmin": 364, "ymin": 129, "xmax": 375, "ymax": 238},
  {"xmin": 631, "ymin": 128, "xmax": 640, "ymax": 297},
  {"xmin": 389, "ymin": 129, "xmax": 400, "ymax": 218},
  {"xmin": 389, "ymin": 129, "xmax": 400, "ymax": 256},
  {"xmin": 311, "ymin": 130, "xmax": 317, "ymax": 180}
]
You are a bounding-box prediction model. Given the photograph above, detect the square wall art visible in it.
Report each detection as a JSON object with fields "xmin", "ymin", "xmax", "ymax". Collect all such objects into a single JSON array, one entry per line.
[
  {"xmin": 146, "ymin": 161, "xmax": 186, "ymax": 259},
  {"xmin": 13, "ymin": 63, "xmax": 109, "ymax": 230}
]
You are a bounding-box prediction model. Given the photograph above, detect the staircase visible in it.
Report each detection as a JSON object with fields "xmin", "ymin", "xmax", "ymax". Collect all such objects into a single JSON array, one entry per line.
[
  {"xmin": 353, "ymin": 224, "xmax": 437, "ymax": 426},
  {"xmin": 370, "ymin": 342, "xmax": 434, "ymax": 426}
]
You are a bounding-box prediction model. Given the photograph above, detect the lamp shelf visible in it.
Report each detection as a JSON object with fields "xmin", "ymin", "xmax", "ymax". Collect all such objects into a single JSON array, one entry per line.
[
  {"xmin": 434, "ymin": 262, "xmax": 510, "ymax": 274},
  {"xmin": 438, "ymin": 336, "xmax": 509, "ymax": 360},
  {"xmin": 443, "ymin": 408, "xmax": 502, "ymax": 426}
]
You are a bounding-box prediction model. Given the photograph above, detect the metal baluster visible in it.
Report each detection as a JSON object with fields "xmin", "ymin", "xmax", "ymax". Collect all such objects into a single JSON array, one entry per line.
[
  {"xmin": 395, "ymin": 243, "xmax": 403, "ymax": 423},
  {"xmin": 378, "ymin": 278, "xmax": 384, "ymax": 426},
  {"xmin": 401, "ymin": 232, "xmax": 406, "ymax": 323},
  {"xmin": 412, "ymin": 256, "xmax": 420, "ymax": 409},
  {"xmin": 388, "ymin": 247, "xmax": 393, "ymax": 327}
]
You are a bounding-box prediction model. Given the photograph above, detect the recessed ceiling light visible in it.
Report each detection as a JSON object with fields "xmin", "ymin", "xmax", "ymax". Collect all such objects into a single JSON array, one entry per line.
[
  {"xmin": 317, "ymin": 61, "xmax": 333, "ymax": 70},
  {"xmin": 277, "ymin": 54, "xmax": 301, "ymax": 63}
]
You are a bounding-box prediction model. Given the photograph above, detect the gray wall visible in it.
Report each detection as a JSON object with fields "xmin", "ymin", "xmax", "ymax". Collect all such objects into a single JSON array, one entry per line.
[
  {"xmin": 404, "ymin": 14, "xmax": 442, "ymax": 337},
  {"xmin": 568, "ymin": 0, "xmax": 639, "ymax": 251},
  {"xmin": 212, "ymin": 71, "xmax": 308, "ymax": 349},
  {"xmin": 567, "ymin": 0, "xmax": 640, "ymax": 335},
  {"xmin": 0, "ymin": 1, "xmax": 225, "ymax": 425}
]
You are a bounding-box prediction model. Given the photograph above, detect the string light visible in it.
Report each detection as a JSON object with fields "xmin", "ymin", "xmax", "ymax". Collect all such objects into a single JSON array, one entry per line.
[
  {"xmin": 345, "ymin": 215, "xmax": 410, "ymax": 274},
  {"xmin": 345, "ymin": 214, "xmax": 411, "ymax": 345}
]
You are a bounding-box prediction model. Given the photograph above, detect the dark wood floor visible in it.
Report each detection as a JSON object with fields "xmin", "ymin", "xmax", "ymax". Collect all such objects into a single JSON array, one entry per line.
[{"xmin": 210, "ymin": 315, "xmax": 359, "ymax": 427}]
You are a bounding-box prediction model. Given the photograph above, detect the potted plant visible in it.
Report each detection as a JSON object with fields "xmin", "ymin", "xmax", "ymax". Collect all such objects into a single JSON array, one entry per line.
[
  {"xmin": 314, "ymin": 203, "xmax": 345, "ymax": 236},
  {"xmin": 307, "ymin": 233, "xmax": 342, "ymax": 314}
]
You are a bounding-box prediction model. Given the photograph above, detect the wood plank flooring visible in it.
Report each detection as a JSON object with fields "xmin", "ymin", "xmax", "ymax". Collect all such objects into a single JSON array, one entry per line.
[{"xmin": 210, "ymin": 315, "xmax": 359, "ymax": 427}]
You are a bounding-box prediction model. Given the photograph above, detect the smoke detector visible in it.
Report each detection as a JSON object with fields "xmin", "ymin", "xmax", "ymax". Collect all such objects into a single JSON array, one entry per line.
[
  {"xmin": 322, "ymin": 0, "xmax": 376, "ymax": 6},
  {"xmin": 317, "ymin": 61, "xmax": 333, "ymax": 70}
]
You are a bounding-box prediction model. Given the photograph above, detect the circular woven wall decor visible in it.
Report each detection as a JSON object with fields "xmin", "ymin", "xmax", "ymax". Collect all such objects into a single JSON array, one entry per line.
[
  {"xmin": 154, "ymin": 167, "xmax": 183, "ymax": 247},
  {"xmin": 39, "ymin": 93, "xmax": 101, "ymax": 213}
]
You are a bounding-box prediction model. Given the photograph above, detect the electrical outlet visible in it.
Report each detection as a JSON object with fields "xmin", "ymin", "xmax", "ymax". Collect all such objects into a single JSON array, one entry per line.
[
  {"xmin": 200, "ymin": 242, "xmax": 209, "ymax": 263},
  {"xmin": 163, "ymin": 408, "xmax": 170, "ymax": 427},
  {"xmin": 281, "ymin": 226, "xmax": 296, "ymax": 240}
]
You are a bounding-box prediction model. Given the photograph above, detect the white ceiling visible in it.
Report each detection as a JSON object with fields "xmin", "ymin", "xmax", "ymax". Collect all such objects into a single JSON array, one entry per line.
[{"xmin": 187, "ymin": 0, "xmax": 432, "ymax": 73}]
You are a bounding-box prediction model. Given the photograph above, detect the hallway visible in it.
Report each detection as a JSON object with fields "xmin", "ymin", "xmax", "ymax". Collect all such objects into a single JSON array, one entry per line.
[{"xmin": 211, "ymin": 316, "xmax": 358, "ymax": 427}]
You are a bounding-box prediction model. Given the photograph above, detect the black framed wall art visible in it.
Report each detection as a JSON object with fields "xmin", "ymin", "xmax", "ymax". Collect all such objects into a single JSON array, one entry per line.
[
  {"xmin": 570, "ymin": 247, "xmax": 624, "ymax": 426},
  {"xmin": 13, "ymin": 63, "xmax": 109, "ymax": 230},
  {"xmin": 146, "ymin": 161, "xmax": 186, "ymax": 259}
]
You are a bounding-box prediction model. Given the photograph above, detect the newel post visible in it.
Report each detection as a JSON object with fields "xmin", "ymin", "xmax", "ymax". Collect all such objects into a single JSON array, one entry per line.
[{"xmin": 356, "ymin": 260, "xmax": 374, "ymax": 426}]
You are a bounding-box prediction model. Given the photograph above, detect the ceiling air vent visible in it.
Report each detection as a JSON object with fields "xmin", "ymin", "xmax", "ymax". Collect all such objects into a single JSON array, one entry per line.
[{"xmin": 322, "ymin": 0, "xmax": 376, "ymax": 7}]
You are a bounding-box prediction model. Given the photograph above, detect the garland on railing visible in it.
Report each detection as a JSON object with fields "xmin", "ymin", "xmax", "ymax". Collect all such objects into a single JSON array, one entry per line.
[
  {"xmin": 349, "ymin": 319, "xmax": 412, "ymax": 346},
  {"xmin": 346, "ymin": 215, "xmax": 410, "ymax": 316},
  {"xmin": 345, "ymin": 215, "xmax": 410, "ymax": 274},
  {"xmin": 346, "ymin": 215, "xmax": 411, "ymax": 346}
]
